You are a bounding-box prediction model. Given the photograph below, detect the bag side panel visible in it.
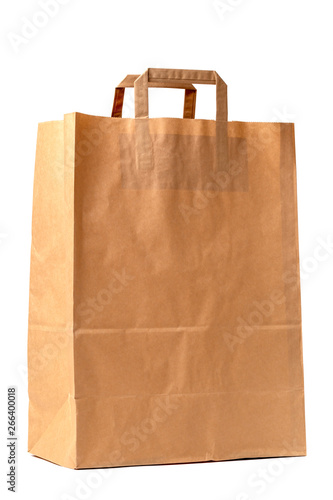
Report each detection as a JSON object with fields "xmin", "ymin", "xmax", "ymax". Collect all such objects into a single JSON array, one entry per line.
[{"xmin": 28, "ymin": 116, "xmax": 76, "ymax": 468}]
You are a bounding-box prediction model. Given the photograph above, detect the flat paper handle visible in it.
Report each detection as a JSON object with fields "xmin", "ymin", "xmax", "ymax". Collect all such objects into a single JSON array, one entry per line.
[
  {"xmin": 134, "ymin": 68, "xmax": 227, "ymax": 121},
  {"xmin": 112, "ymin": 74, "xmax": 197, "ymax": 119},
  {"xmin": 134, "ymin": 68, "xmax": 228, "ymax": 172}
]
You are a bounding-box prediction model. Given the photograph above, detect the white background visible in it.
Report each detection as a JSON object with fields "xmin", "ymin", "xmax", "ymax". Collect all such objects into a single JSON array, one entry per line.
[{"xmin": 1, "ymin": 0, "xmax": 333, "ymax": 498}]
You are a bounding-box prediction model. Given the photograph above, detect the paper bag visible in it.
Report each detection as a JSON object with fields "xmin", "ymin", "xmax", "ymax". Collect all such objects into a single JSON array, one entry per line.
[{"xmin": 28, "ymin": 68, "xmax": 306, "ymax": 469}]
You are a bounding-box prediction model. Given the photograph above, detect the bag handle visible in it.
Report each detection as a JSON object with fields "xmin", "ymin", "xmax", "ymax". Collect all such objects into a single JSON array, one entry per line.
[
  {"xmin": 112, "ymin": 74, "xmax": 197, "ymax": 119},
  {"xmin": 133, "ymin": 68, "xmax": 228, "ymax": 172},
  {"xmin": 134, "ymin": 68, "xmax": 227, "ymax": 121}
]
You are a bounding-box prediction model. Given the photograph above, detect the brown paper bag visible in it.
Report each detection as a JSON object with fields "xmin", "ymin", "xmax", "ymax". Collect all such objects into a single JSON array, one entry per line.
[{"xmin": 28, "ymin": 68, "xmax": 306, "ymax": 469}]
